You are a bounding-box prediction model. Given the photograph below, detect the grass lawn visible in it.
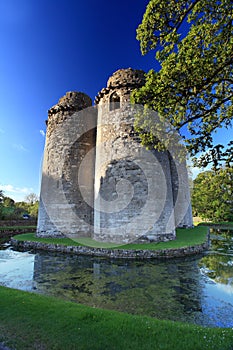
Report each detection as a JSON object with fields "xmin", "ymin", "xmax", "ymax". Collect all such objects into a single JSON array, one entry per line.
[
  {"xmin": 0, "ymin": 286, "xmax": 232, "ymax": 350},
  {"xmin": 13, "ymin": 226, "xmax": 208, "ymax": 250}
]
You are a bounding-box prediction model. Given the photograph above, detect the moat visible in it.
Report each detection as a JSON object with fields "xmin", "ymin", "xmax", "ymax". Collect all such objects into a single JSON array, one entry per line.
[{"xmin": 0, "ymin": 228, "xmax": 233, "ymax": 328}]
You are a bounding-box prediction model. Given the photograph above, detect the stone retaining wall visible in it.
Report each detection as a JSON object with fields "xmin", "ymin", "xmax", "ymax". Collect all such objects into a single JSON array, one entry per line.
[
  {"xmin": 0, "ymin": 220, "xmax": 37, "ymax": 227},
  {"xmin": 11, "ymin": 234, "xmax": 209, "ymax": 259},
  {"xmin": 0, "ymin": 228, "xmax": 36, "ymax": 238},
  {"xmin": 202, "ymin": 223, "xmax": 233, "ymax": 230}
]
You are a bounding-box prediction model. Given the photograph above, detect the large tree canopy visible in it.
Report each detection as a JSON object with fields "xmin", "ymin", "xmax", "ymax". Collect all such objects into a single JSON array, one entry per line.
[
  {"xmin": 192, "ymin": 168, "xmax": 233, "ymax": 221},
  {"xmin": 132, "ymin": 0, "xmax": 233, "ymax": 168}
]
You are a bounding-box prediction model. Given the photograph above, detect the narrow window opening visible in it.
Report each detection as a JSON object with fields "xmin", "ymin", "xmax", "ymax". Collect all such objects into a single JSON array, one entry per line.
[{"xmin": 109, "ymin": 93, "xmax": 120, "ymax": 111}]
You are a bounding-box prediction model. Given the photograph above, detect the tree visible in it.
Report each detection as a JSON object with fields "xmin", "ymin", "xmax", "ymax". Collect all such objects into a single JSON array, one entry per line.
[
  {"xmin": 24, "ymin": 193, "xmax": 39, "ymax": 218},
  {"xmin": 28, "ymin": 201, "xmax": 39, "ymax": 218},
  {"xmin": 18, "ymin": 194, "xmax": 39, "ymax": 219},
  {"xmin": 3, "ymin": 196, "xmax": 15, "ymax": 207},
  {"xmin": 0, "ymin": 190, "xmax": 4, "ymax": 219},
  {"xmin": 25, "ymin": 193, "xmax": 38, "ymax": 205},
  {"xmin": 132, "ymin": 0, "xmax": 233, "ymax": 168},
  {"xmin": 191, "ymin": 167, "xmax": 233, "ymax": 221},
  {"xmin": 0, "ymin": 194, "xmax": 17, "ymax": 220},
  {"xmin": 0, "ymin": 190, "xmax": 4, "ymax": 203}
]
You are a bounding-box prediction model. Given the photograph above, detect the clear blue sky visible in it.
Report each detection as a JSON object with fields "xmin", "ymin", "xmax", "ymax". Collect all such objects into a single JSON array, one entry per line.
[
  {"xmin": 0, "ymin": 0, "xmax": 231, "ymax": 201},
  {"xmin": 0, "ymin": 0, "xmax": 155, "ymax": 201}
]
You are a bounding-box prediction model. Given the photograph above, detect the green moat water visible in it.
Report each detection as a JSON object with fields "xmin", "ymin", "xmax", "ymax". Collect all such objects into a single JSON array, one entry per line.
[{"xmin": 0, "ymin": 228, "xmax": 232, "ymax": 327}]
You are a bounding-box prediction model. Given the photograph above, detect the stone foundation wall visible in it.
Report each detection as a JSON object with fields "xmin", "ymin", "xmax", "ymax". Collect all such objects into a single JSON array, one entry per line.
[
  {"xmin": 11, "ymin": 233, "xmax": 209, "ymax": 259},
  {"xmin": 0, "ymin": 219, "xmax": 37, "ymax": 227}
]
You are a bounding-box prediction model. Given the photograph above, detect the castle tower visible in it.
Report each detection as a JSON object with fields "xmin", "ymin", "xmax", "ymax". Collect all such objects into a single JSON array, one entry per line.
[
  {"xmin": 37, "ymin": 68, "xmax": 192, "ymax": 243},
  {"xmin": 37, "ymin": 91, "xmax": 96, "ymax": 238},
  {"xmin": 94, "ymin": 68, "xmax": 177, "ymax": 244}
]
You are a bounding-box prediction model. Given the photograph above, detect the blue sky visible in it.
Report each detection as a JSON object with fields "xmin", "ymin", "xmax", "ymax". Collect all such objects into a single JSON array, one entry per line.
[
  {"xmin": 0, "ymin": 0, "xmax": 231, "ymax": 201},
  {"xmin": 0, "ymin": 0, "xmax": 156, "ymax": 201}
]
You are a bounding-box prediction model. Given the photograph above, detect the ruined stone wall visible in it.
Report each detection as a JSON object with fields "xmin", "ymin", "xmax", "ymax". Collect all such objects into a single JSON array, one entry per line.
[
  {"xmin": 94, "ymin": 68, "xmax": 176, "ymax": 243},
  {"xmin": 37, "ymin": 92, "xmax": 96, "ymax": 238}
]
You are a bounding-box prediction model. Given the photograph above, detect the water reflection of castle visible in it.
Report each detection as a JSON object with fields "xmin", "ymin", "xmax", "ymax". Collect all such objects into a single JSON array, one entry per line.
[{"xmin": 32, "ymin": 252, "xmax": 205, "ymax": 324}]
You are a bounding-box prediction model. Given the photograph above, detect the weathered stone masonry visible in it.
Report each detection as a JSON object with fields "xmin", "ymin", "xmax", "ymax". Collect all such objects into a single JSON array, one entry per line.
[{"xmin": 37, "ymin": 68, "xmax": 193, "ymax": 243}]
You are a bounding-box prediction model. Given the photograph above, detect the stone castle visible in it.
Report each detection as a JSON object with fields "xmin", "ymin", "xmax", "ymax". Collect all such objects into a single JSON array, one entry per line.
[{"xmin": 37, "ymin": 68, "xmax": 193, "ymax": 244}]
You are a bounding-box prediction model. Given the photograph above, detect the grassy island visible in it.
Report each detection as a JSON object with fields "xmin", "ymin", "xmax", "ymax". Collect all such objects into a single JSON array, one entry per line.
[{"xmin": 13, "ymin": 226, "xmax": 208, "ymax": 250}]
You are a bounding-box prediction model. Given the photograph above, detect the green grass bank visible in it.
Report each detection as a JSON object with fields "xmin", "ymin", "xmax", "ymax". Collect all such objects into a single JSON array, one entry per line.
[
  {"xmin": 13, "ymin": 226, "xmax": 208, "ymax": 250},
  {"xmin": 0, "ymin": 286, "xmax": 232, "ymax": 350}
]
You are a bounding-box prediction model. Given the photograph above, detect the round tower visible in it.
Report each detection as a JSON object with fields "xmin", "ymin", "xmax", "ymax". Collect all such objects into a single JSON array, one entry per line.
[
  {"xmin": 37, "ymin": 91, "xmax": 96, "ymax": 238},
  {"xmin": 94, "ymin": 68, "xmax": 176, "ymax": 244}
]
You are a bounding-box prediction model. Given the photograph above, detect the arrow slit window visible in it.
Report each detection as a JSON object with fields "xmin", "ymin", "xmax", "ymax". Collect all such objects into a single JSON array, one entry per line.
[{"xmin": 109, "ymin": 92, "xmax": 120, "ymax": 111}]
